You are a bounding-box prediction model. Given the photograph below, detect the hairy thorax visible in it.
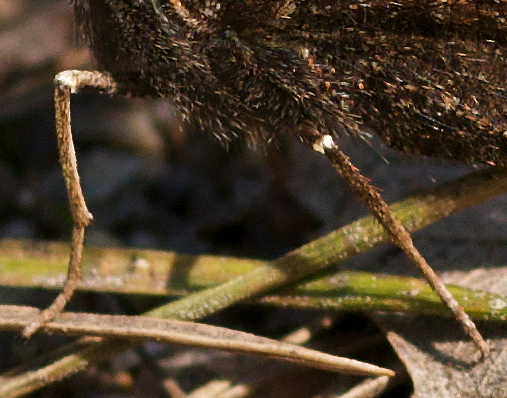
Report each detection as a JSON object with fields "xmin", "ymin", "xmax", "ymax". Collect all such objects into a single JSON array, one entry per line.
[{"xmin": 73, "ymin": 0, "xmax": 507, "ymax": 164}]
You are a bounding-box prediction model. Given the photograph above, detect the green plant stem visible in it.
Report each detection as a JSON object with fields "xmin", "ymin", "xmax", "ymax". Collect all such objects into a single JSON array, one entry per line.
[
  {"xmin": 143, "ymin": 167, "xmax": 507, "ymax": 320},
  {"xmin": 1, "ymin": 167, "xmax": 507, "ymax": 397},
  {"xmin": 2, "ymin": 240, "xmax": 506, "ymax": 321},
  {"xmin": 260, "ymin": 271, "xmax": 507, "ymax": 321}
]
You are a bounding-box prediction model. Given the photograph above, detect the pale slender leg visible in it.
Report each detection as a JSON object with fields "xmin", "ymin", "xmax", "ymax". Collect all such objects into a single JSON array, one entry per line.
[
  {"xmin": 22, "ymin": 71, "xmax": 118, "ymax": 338},
  {"xmin": 22, "ymin": 70, "xmax": 488, "ymax": 358},
  {"xmin": 300, "ymin": 125, "xmax": 489, "ymax": 358}
]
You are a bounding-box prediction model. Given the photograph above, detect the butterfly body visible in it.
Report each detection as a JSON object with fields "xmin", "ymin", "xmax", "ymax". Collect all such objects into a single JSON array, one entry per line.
[
  {"xmin": 74, "ymin": 0, "xmax": 507, "ymax": 163},
  {"xmin": 25, "ymin": 0, "xmax": 496, "ymax": 353}
]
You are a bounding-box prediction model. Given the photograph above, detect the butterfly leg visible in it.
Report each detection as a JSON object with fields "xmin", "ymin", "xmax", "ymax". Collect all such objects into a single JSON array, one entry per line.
[
  {"xmin": 22, "ymin": 70, "xmax": 118, "ymax": 338},
  {"xmin": 299, "ymin": 123, "xmax": 489, "ymax": 359}
]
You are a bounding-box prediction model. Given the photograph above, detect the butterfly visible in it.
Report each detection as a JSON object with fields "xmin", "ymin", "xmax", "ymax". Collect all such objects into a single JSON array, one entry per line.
[
  {"xmin": 25, "ymin": 0, "xmax": 507, "ymax": 357},
  {"xmin": 73, "ymin": 0, "xmax": 507, "ymax": 164}
]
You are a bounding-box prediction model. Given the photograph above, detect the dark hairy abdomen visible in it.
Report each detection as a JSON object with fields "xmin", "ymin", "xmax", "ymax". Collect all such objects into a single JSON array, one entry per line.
[{"xmin": 73, "ymin": 0, "xmax": 507, "ymax": 164}]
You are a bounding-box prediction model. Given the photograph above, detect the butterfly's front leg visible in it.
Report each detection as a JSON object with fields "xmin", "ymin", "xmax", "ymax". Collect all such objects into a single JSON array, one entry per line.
[{"xmin": 22, "ymin": 70, "xmax": 117, "ymax": 338}]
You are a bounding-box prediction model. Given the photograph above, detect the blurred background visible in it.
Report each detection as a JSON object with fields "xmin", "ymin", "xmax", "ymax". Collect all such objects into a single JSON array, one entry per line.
[
  {"xmin": 0, "ymin": 0, "xmax": 356, "ymax": 259},
  {"xmin": 1, "ymin": 1, "xmax": 507, "ymax": 397}
]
